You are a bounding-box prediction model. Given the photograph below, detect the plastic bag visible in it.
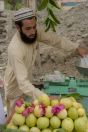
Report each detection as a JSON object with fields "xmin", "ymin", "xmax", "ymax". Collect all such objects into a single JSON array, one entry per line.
[
  {"xmin": 80, "ymin": 55, "xmax": 88, "ymax": 68},
  {"xmin": 0, "ymin": 94, "xmax": 6, "ymax": 124},
  {"xmin": 44, "ymin": 71, "xmax": 65, "ymax": 82}
]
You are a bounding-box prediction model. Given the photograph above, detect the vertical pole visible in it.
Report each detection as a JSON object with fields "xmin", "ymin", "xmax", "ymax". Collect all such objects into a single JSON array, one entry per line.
[
  {"xmin": 26, "ymin": 0, "xmax": 37, "ymax": 12},
  {"xmin": 0, "ymin": 0, "xmax": 4, "ymax": 12}
]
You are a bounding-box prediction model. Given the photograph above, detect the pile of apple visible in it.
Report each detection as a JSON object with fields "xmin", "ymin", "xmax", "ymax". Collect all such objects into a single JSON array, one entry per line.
[{"xmin": 7, "ymin": 94, "xmax": 88, "ymax": 132}]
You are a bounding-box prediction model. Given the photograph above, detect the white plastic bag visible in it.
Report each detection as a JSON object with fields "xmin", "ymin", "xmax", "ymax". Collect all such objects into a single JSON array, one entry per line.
[
  {"xmin": 80, "ymin": 55, "xmax": 88, "ymax": 68},
  {"xmin": 44, "ymin": 71, "xmax": 65, "ymax": 82},
  {"xmin": 0, "ymin": 94, "xmax": 6, "ymax": 124}
]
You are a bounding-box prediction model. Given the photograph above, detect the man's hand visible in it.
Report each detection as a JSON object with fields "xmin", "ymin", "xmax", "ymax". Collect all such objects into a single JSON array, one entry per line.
[{"xmin": 77, "ymin": 47, "xmax": 88, "ymax": 57}]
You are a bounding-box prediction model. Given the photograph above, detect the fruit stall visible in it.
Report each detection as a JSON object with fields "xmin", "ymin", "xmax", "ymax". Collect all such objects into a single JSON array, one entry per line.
[
  {"xmin": 1, "ymin": 93, "xmax": 88, "ymax": 132},
  {"xmin": 1, "ymin": 75, "xmax": 88, "ymax": 132},
  {"xmin": 1, "ymin": 66, "xmax": 88, "ymax": 131}
]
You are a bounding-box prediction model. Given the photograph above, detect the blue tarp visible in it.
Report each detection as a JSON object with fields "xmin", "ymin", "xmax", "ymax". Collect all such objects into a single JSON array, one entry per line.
[{"xmin": 62, "ymin": 2, "xmax": 80, "ymax": 6}]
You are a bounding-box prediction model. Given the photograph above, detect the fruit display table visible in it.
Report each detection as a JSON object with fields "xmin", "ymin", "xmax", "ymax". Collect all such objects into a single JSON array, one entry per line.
[{"xmin": 3, "ymin": 94, "xmax": 88, "ymax": 132}]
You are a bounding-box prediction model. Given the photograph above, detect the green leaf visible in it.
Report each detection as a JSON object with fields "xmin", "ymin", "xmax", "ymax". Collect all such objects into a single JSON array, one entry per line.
[
  {"xmin": 0, "ymin": 124, "xmax": 6, "ymax": 131},
  {"xmin": 24, "ymin": 101, "xmax": 31, "ymax": 107},
  {"xmin": 45, "ymin": 19, "xmax": 51, "ymax": 32},
  {"xmin": 44, "ymin": 18, "xmax": 50, "ymax": 26},
  {"xmin": 45, "ymin": 17, "xmax": 56, "ymax": 32},
  {"xmin": 50, "ymin": 21, "xmax": 56, "ymax": 32},
  {"xmin": 48, "ymin": 8, "xmax": 60, "ymax": 24},
  {"xmin": 48, "ymin": 15, "xmax": 57, "ymax": 26},
  {"xmin": 38, "ymin": 0, "xmax": 49, "ymax": 11},
  {"xmin": 63, "ymin": 93, "xmax": 83, "ymax": 100},
  {"xmin": 49, "ymin": 0, "xmax": 60, "ymax": 9},
  {"xmin": 5, "ymin": 128, "xmax": 23, "ymax": 132},
  {"xmin": 45, "ymin": 23, "xmax": 50, "ymax": 32},
  {"xmin": 56, "ymin": 128, "xmax": 65, "ymax": 132}
]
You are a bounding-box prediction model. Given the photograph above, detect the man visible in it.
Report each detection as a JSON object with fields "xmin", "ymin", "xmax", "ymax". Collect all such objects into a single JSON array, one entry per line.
[{"xmin": 4, "ymin": 8, "xmax": 88, "ymax": 119}]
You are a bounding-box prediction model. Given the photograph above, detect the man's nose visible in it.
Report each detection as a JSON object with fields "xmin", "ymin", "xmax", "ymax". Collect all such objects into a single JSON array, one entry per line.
[{"xmin": 30, "ymin": 28, "xmax": 35, "ymax": 34}]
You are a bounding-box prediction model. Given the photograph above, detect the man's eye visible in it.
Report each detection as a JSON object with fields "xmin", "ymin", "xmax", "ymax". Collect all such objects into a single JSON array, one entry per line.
[{"xmin": 25, "ymin": 26, "xmax": 36, "ymax": 30}]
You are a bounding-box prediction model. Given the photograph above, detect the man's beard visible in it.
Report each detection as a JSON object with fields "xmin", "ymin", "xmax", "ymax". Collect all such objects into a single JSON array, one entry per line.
[{"xmin": 20, "ymin": 30, "xmax": 37, "ymax": 44}]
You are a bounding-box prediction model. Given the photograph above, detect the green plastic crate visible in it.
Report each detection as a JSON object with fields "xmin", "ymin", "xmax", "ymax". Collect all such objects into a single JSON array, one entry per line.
[
  {"xmin": 42, "ymin": 78, "xmax": 88, "ymax": 112},
  {"xmin": 43, "ymin": 78, "xmax": 88, "ymax": 96},
  {"xmin": 76, "ymin": 79, "xmax": 88, "ymax": 87}
]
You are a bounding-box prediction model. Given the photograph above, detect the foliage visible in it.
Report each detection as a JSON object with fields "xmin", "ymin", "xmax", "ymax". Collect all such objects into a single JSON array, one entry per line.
[
  {"xmin": 5, "ymin": 0, "xmax": 61, "ymax": 32},
  {"xmin": 5, "ymin": 0, "xmax": 23, "ymax": 10},
  {"xmin": 0, "ymin": 124, "xmax": 6, "ymax": 132},
  {"xmin": 38, "ymin": 0, "xmax": 61, "ymax": 32},
  {"xmin": 63, "ymin": 93, "xmax": 83, "ymax": 100},
  {"xmin": 0, "ymin": 125, "xmax": 23, "ymax": 132}
]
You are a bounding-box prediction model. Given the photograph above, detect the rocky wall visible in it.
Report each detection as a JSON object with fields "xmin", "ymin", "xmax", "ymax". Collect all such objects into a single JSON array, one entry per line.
[{"xmin": 0, "ymin": 11, "xmax": 7, "ymax": 78}]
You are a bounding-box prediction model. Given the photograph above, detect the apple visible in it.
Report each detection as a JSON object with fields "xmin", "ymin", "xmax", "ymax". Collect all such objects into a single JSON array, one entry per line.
[
  {"xmin": 45, "ymin": 106, "xmax": 53, "ymax": 118},
  {"xmin": 38, "ymin": 94, "xmax": 50, "ymax": 106},
  {"xmin": 51, "ymin": 99, "xmax": 59, "ymax": 106}
]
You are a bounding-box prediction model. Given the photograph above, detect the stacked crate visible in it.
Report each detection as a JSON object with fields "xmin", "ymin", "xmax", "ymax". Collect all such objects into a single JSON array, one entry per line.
[{"xmin": 43, "ymin": 77, "xmax": 88, "ymax": 112}]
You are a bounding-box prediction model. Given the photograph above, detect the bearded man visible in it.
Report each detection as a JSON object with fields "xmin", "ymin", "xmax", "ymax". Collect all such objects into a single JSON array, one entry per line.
[{"xmin": 4, "ymin": 8, "xmax": 88, "ymax": 119}]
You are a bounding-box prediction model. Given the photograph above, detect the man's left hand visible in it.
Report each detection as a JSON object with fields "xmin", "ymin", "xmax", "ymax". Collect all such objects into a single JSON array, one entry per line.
[{"xmin": 77, "ymin": 47, "xmax": 88, "ymax": 57}]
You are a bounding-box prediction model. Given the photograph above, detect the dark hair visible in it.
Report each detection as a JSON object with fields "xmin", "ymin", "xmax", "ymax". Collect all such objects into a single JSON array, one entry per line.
[{"xmin": 15, "ymin": 16, "xmax": 36, "ymax": 28}]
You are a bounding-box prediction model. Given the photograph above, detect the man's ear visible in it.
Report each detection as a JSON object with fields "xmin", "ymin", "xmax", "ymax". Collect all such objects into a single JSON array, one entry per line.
[{"xmin": 15, "ymin": 24, "xmax": 21, "ymax": 32}]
